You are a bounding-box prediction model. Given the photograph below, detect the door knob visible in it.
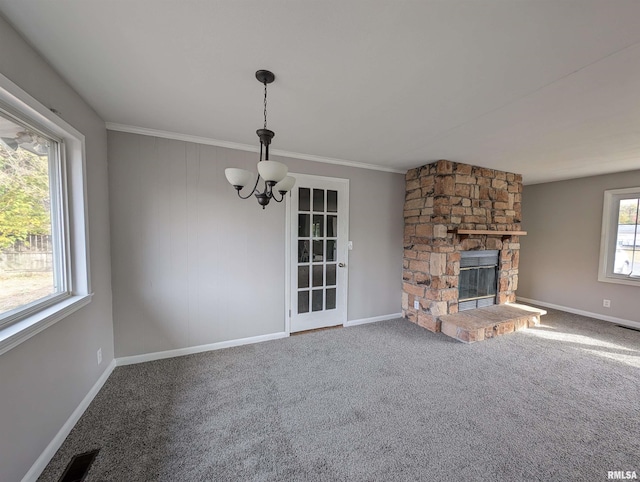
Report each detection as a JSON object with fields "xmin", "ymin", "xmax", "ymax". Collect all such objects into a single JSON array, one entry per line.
[{"xmin": 339, "ymin": 263, "xmax": 346, "ymax": 267}]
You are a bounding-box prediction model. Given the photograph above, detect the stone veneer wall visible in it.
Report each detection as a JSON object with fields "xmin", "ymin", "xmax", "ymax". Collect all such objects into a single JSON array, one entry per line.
[{"xmin": 402, "ymin": 160, "xmax": 523, "ymax": 332}]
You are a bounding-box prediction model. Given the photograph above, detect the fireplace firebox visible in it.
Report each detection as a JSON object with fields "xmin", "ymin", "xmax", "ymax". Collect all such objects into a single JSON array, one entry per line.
[{"xmin": 458, "ymin": 250, "xmax": 499, "ymax": 311}]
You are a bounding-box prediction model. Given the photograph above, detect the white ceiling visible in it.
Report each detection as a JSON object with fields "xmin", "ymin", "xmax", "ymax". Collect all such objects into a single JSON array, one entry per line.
[{"xmin": 2, "ymin": 1, "xmax": 640, "ymax": 184}]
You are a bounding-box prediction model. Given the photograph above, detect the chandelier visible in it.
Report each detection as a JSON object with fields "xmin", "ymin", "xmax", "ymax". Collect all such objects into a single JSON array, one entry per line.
[{"xmin": 225, "ymin": 70, "xmax": 295, "ymax": 209}]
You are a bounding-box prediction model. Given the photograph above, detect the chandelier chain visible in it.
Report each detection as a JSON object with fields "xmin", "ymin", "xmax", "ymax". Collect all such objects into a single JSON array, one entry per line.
[{"xmin": 263, "ymin": 82, "xmax": 268, "ymax": 130}]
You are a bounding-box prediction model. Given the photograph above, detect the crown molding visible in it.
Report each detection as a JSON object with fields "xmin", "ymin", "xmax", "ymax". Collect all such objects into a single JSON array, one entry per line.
[{"xmin": 105, "ymin": 123, "xmax": 407, "ymax": 174}]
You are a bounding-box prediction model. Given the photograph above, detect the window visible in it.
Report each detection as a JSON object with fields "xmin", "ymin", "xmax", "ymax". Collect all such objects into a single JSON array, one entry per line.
[
  {"xmin": 598, "ymin": 187, "xmax": 640, "ymax": 286},
  {"xmin": 0, "ymin": 73, "xmax": 90, "ymax": 355},
  {"xmin": 0, "ymin": 112, "xmax": 67, "ymax": 322}
]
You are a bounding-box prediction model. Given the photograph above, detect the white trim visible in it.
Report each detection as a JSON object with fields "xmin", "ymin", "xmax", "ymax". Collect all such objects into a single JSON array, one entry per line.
[
  {"xmin": 21, "ymin": 359, "xmax": 115, "ymax": 482},
  {"xmin": 516, "ymin": 297, "xmax": 640, "ymax": 330},
  {"xmin": 284, "ymin": 190, "xmax": 292, "ymax": 335},
  {"xmin": 105, "ymin": 122, "xmax": 407, "ymax": 174},
  {"xmin": 290, "ymin": 173, "xmax": 352, "ymax": 185},
  {"xmin": 597, "ymin": 276, "xmax": 640, "ymax": 287},
  {"xmin": 598, "ymin": 187, "xmax": 640, "ymax": 286},
  {"xmin": 287, "ymin": 174, "xmax": 349, "ymax": 333},
  {"xmin": 344, "ymin": 313, "xmax": 403, "ymax": 327},
  {"xmin": 115, "ymin": 332, "xmax": 289, "ymax": 366},
  {"xmin": 0, "ymin": 76, "xmax": 84, "ymax": 140},
  {"xmin": 0, "ymin": 72, "xmax": 91, "ymax": 353},
  {"xmin": 0, "ymin": 294, "xmax": 93, "ymax": 356}
]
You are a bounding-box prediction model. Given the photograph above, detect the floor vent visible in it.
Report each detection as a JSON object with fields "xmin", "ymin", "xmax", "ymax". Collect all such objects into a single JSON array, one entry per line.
[
  {"xmin": 616, "ymin": 324, "xmax": 640, "ymax": 333},
  {"xmin": 58, "ymin": 449, "xmax": 99, "ymax": 482}
]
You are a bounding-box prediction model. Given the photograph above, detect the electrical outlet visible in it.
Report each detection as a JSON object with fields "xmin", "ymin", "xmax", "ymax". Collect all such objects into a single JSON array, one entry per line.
[
  {"xmin": 97, "ymin": 348, "xmax": 102, "ymax": 365},
  {"xmin": 603, "ymin": 299, "xmax": 611, "ymax": 308},
  {"xmin": 414, "ymin": 300, "xmax": 420, "ymax": 310}
]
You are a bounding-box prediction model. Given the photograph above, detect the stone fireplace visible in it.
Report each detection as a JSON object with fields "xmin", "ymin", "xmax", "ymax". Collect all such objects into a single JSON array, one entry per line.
[{"xmin": 402, "ymin": 160, "xmax": 523, "ymax": 332}]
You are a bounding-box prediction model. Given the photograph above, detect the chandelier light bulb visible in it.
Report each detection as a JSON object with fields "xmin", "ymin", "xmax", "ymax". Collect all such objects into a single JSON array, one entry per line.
[
  {"xmin": 275, "ymin": 175, "xmax": 296, "ymax": 193},
  {"xmin": 257, "ymin": 160, "xmax": 287, "ymax": 183},
  {"xmin": 225, "ymin": 168, "xmax": 253, "ymax": 188}
]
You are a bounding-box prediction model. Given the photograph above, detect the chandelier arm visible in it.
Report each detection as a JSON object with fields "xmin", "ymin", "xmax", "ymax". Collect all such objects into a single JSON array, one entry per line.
[
  {"xmin": 272, "ymin": 191, "xmax": 286, "ymax": 203},
  {"xmin": 236, "ymin": 175, "xmax": 262, "ymax": 199}
]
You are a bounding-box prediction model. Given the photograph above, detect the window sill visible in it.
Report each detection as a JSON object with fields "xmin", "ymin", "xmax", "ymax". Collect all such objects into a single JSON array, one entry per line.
[
  {"xmin": 597, "ymin": 274, "xmax": 640, "ymax": 287},
  {"xmin": 0, "ymin": 294, "xmax": 93, "ymax": 356}
]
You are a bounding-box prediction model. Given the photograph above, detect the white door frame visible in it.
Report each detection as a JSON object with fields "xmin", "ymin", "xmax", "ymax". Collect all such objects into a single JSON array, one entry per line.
[{"xmin": 284, "ymin": 173, "xmax": 349, "ymax": 334}]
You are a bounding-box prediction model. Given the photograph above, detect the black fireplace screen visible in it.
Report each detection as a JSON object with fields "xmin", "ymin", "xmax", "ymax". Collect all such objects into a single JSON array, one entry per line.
[{"xmin": 458, "ymin": 250, "xmax": 499, "ymax": 311}]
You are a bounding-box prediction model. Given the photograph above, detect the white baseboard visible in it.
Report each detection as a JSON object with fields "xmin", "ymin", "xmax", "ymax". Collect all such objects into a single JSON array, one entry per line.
[
  {"xmin": 517, "ymin": 297, "xmax": 640, "ymax": 330},
  {"xmin": 22, "ymin": 359, "xmax": 116, "ymax": 482},
  {"xmin": 115, "ymin": 332, "xmax": 290, "ymax": 366},
  {"xmin": 344, "ymin": 313, "xmax": 402, "ymax": 327}
]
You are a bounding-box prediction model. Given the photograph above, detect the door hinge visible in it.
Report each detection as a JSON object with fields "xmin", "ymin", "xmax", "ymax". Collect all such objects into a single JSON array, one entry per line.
[{"xmin": 289, "ymin": 309, "xmax": 291, "ymax": 317}]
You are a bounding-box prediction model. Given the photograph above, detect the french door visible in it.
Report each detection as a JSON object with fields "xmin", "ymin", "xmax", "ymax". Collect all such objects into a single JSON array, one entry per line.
[{"xmin": 287, "ymin": 174, "xmax": 349, "ymax": 333}]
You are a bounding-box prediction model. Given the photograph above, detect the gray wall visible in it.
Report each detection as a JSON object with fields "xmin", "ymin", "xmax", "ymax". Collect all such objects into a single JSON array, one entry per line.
[
  {"xmin": 108, "ymin": 132, "xmax": 404, "ymax": 357},
  {"xmin": 0, "ymin": 15, "xmax": 113, "ymax": 482},
  {"xmin": 519, "ymin": 169, "xmax": 640, "ymax": 322}
]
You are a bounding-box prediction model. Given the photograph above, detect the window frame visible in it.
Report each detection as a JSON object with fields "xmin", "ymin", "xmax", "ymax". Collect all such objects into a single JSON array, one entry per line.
[
  {"xmin": 0, "ymin": 73, "xmax": 91, "ymax": 355},
  {"xmin": 598, "ymin": 187, "xmax": 640, "ymax": 287},
  {"xmin": 0, "ymin": 111, "xmax": 69, "ymax": 327}
]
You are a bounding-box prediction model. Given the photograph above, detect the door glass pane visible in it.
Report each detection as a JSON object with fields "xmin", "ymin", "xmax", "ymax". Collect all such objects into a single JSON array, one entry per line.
[
  {"xmin": 326, "ymin": 264, "xmax": 336, "ymax": 286},
  {"xmin": 298, "ymin": 214, "xmax": 310, "ymax": 237},
  {"xmin": 312, "ymin": 265, "xmax": 323, "ymax": 287},
  {"xmin": 312, "ymin": 215, "xmax": 324, "ymax": 237},
  {"xmin": 298, "ymin": 240, "xmax": 310, "ymax": 263},
  {"xmin": 326, "ymin": 288, "xmax": 336, "ymax": 310},
  {"xmin": 313, "ymin": 189, "xmax": 324, "ymax": 212},
  {"xmin": 299, "ymin": 188, "xmax": 310, "ymax": 212},
  {"xmin": 327, "ymin": 190, "xmax": 338, "ymax": 212},
  {"xmin": 312, "ymin": 289, "xmax": 323, "ymax": 311},
  {"xmin": 327, "ymin": 215, "xmax": 337, "ymax": 237},
  {"xmin": 326, "ymin": 240, "xmax": 336, "ymax": 261},
  {"xmin": 312, "ymin": 240, "xmax": 324, "ymax": 262},
  {"xmin": 298, "ymin": 291, "xmax": 309, "ymax": 314},
  {"xmin": 298, "ymin": 265, "xmax": 309, "ymax": 289}
]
